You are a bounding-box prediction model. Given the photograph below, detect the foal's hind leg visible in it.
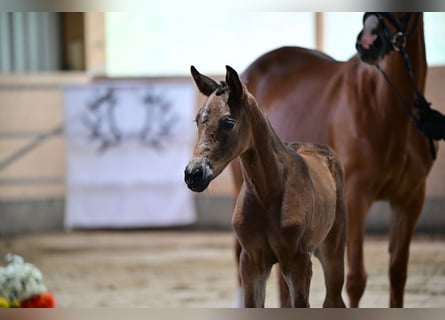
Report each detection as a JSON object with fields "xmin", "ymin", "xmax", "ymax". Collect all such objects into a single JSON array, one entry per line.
[
  {"xmin": 281, "ymin": 252, "xmax": 313, "ymax": 307},
  {"xmin": 279, "ymin": 270, "xmax": 291, "ymax": 307},
  {"xmin": 234, "ymin": 237, "xmax": 244, "ymax": 307},
  {"xmin": 345, "ymin": 184, "xmax": 373, "ymax": 308},
  {"xmin": 388, "ymin": 184, "xmax": 425, "ymax": 307},
  {"xmin": 317, "ymin": 196, "xmax": 347, "ymax": 307},
  {"xmin": 317, "ymin": 235, "xmax": 346, "ymax": 307}
]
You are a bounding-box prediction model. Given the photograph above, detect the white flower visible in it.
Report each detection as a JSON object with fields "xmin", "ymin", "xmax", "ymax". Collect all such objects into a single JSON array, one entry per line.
[{"xmin": 0, "ymin": 254, "xmax": 47, "ymax": 301}]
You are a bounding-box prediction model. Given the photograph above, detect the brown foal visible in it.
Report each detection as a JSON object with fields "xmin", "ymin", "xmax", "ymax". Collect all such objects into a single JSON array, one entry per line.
[{"xmin": 185, "ymin": 65, "xmax": 347, "ymax": 308}]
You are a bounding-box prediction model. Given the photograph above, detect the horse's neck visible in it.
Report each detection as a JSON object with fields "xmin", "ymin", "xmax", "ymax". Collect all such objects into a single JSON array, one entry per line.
[
  {"xmin": 356, "ymin": 16, "xmax": 426, "ymax": 132},
  {"xmin": 240, "ymin": 100, "xmax": 291, "ymax": 202},
  {"xmin": 409, "ymin": 16, "xmax": 427, "ymax": 90},
  {"xmin": 378, "ymin": 16, "xmax": 426, "ymax": 101}
]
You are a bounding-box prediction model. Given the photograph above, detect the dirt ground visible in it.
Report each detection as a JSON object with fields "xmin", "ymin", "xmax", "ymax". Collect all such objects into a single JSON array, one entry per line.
[{"xmin": 0, "ymin": 230, "xmax": 444, "ymax": 308}]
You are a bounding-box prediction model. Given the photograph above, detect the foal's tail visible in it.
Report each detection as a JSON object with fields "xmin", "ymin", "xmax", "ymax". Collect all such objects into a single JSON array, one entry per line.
[
  {"xmin": 325, "ymin": 146, "xmax": 348, "ymax": 252},
  {"xmin": 320, "ymin": 146, "xmax": 348, "ymax": 308}
]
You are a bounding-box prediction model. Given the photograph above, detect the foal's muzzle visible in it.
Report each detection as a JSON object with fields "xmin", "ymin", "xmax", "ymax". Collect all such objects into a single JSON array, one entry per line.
[{"xmin": 184, "ymin": 158, "xmax": 214, "ymax": 192}]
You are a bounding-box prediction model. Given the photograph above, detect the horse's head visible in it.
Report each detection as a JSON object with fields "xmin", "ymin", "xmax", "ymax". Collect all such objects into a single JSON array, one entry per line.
[
  {"xmin": 185, "ymin": 65, "xmax": 252, "ymax": 192},
  {"xmin": 356, "ymin": 12, "xmax": 419, "ymax": 64}
]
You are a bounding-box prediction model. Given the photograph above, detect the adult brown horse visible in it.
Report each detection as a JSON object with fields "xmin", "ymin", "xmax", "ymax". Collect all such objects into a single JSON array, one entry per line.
[
  {"xmin": 231, "ymin": 12, "xmax": 437, "ymax": 307},
  {"xmin": 185, "ymin": 65, "xmax": 347, "ymax": 307}
]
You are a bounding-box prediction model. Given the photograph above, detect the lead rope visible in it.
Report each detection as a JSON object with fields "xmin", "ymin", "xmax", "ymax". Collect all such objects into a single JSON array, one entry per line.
[
  {"xmin": 375, "ymin": 55, "xmax": 437, "ymax": 160},
  {"xmin": 374, "ymin": 64, "xmax": 417, "ymax": 121}
]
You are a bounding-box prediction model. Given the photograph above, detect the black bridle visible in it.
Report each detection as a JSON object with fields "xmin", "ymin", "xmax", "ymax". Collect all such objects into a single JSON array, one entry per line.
[
  {"xmin": 363, "ymin": 12, "xmax": 419, "ymax": 50},
  {"xmin": 363, "ymin": 12, "xmax": 445, "ymax": 160}
]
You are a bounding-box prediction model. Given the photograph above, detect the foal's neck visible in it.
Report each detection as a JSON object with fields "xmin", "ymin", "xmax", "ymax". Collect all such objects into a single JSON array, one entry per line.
[{"xmin": 239, "ymin": 98, "xmax": 294, "ymax": 202}]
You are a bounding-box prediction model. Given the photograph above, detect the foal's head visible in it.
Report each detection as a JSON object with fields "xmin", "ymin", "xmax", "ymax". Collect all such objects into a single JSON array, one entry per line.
[
  {"xmin": 184, "ymin": 66, "xmax": 253, "ymax": 192},
  {"xmin": 356, "ymin": 12, "xmax": 421, "ymax": 64}
]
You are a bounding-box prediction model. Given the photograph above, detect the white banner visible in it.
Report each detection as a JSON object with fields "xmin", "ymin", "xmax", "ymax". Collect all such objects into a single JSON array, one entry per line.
[{"xmin": 63, "ymin": 81, "xmax": 197, "ymax": 228}]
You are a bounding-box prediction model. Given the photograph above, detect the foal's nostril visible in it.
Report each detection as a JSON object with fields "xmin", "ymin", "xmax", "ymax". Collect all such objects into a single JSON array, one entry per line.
[
  {"xmin": 184, "ymin": 163, "xmax": 212, "ymax": 192},
  {"xmin": 191, "ymin": 167, "xmax": 203, "ymax": 180},
  {"xmin": 184, "ymin": 166, "xmax": 204, "ymax": 187}
]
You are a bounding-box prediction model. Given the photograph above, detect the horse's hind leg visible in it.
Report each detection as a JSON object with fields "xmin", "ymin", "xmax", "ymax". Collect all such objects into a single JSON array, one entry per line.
[
  {"xmin": 388, "ymin": 184, "xmax": 425, "ymax": 307},
  {"xmin": 317, "ymin": 192, "xmax": 347, "ymax": 307}
]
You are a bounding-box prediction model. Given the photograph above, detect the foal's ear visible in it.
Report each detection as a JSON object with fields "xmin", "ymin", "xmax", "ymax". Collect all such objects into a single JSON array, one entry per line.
[
  {"xmin": 190, "ymin": 65, "xmax": 218, "ymax": 96},
  {"xmin": 225, "ymin": 65, "xmax": 244, "ymax": 103}
]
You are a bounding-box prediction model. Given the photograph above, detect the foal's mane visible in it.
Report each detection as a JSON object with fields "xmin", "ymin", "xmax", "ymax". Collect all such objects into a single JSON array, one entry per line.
[{"xmin": 215, "ymin": 81, "xmax": 228, "ymax": 96}]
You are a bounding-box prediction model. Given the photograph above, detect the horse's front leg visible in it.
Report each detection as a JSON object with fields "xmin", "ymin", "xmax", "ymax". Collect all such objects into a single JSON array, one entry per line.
[
  {"xmin": 239, "ymin": 250, "xmax": 272, "ymax": 308},
  {"xmin": 388, "ymin": 183, "xmax": 426, "ymax": 307}
]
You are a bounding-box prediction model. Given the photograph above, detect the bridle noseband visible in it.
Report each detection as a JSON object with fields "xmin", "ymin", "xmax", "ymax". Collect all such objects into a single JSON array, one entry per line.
[
  {"xmin": 363, "ymin": 12, "xmax": 444, "ymax": 159},
  {"xmin": 364, "ymin": 12, "xmax": 417, "ymax": 53}
]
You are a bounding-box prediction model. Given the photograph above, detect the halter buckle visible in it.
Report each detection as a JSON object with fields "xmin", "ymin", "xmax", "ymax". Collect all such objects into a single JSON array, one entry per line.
[{"xmin": 391, "ymin": 32, "xmax": 407, "ymax": 52}]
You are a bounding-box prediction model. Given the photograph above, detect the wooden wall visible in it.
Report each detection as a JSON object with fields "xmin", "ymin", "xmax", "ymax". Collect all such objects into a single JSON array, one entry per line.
[{"xmin": 0, "ymin": 67, "xmax": 444, "ymax": 233}]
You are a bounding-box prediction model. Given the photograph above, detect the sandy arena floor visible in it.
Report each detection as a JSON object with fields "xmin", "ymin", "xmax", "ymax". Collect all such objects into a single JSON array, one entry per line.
[{"xmin": 0, "ymin": 230, "xmax": 444, "ymax": 308}]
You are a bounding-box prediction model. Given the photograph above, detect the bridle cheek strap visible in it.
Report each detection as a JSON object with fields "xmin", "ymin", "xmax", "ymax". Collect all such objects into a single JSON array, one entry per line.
[{"xmin": 368, "ymin": 12, "xmax": 444, "ymax": 159}]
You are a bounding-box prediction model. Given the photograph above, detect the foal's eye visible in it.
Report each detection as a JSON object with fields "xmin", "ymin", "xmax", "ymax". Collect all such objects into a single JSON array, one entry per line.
[{"xmin": 222, "ymin": 118, "xmax": 236, "ymax": 130}]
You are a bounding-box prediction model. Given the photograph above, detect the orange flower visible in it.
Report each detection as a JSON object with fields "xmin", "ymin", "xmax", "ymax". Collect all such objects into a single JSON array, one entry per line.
[{"xmin": 20, "ymin": 293, "xmax": 56, "ymax": 308}]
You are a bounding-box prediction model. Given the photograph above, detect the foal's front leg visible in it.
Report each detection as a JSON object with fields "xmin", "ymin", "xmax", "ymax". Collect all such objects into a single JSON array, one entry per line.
[{"xmin": 239, "ymin": 250, "xmax": 272, "ymax": 307}]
